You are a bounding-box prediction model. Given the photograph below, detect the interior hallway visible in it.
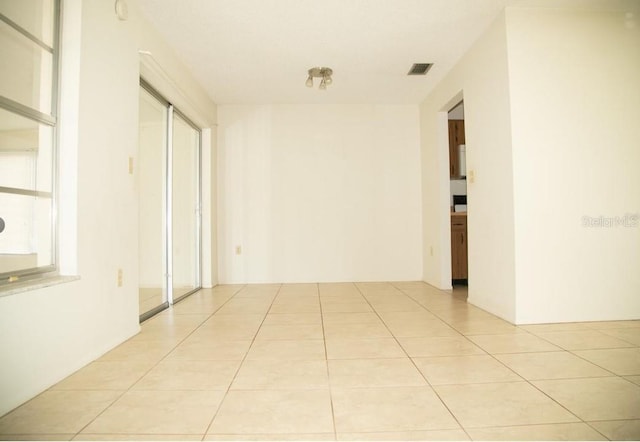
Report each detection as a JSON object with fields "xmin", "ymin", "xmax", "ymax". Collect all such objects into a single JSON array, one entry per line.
[{"xmin": 0, "ymin": 282, "xmax": 639, "ymax": 440}]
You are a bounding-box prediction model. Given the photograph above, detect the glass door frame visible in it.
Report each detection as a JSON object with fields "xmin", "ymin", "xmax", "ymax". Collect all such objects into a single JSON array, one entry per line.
[
  {"xmin": 168, "ymin": 106, "xmax": 202, "ymax": 305},
  {"xmin": 139, "ymin": 78, "xmax": 202, "ymax": 322}
]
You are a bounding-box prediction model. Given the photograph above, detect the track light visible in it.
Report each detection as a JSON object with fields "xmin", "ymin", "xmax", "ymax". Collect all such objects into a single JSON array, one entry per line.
[{"xmin": 305, "ymin": 67, "xmax": 333, "ymax": 90}]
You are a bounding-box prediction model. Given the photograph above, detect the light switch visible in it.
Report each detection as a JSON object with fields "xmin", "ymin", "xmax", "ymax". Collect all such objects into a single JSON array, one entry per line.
[
  {"xmin": 128, "ymin": 157, "xmax": 134, "ymax": 175},
  {"xmin": 468, "ymin": 170, "xmax": 475, "ymax": 183}
]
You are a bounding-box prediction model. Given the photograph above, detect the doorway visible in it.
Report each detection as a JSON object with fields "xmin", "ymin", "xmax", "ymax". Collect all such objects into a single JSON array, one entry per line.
[
  {"xmin": 448, "ymin": 101, "xmax": 468, "ymax": 291},
  {"xmin": 138, "ymin": 80, "xmax": 201, "ymax": 321}
]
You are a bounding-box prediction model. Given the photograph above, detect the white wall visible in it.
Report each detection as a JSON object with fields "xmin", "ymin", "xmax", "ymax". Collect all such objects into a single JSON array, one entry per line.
[
  {"xmin": 420, "ymin": 12, "xmax": 517, "ymax": 321},
  {"xmin": 0, "ymin": 1, "xmax": 217, "ymax": 416},
  {"xmin": 506, "ymin": 8, "xmax": 640, "ymax": 323},
  {"xmin": 217, "ymin": 105, "xmax": 422, "ymax": 283}
]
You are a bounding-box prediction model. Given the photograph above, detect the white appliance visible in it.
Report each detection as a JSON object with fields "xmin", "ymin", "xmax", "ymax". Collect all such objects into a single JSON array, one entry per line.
[{"xmin": 458, "ymin": 144, "xmax": 466, "ymax": 177}]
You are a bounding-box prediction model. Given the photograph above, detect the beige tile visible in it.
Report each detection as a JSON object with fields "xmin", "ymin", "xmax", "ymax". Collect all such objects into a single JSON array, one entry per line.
[
  {"xmin": 255, "ymin": 324, "xmax": 323, "ymax": 340},
  {"xmin": 320, "ymin": 295, "xmax": 366, "ymax": 304},
  {"xmin": 467, "ymin": 423, "xmax": 606, "ymax": 441},
  {"xmin": 449, "ymin": 318, "xmax": 522, "ymax": 335},
  {"xmin": 132, "ymin": 327, "xmax": 192, "ymax": 344},
  {"xmin": 98, "ymin": 339, "xmax": 176, "ymax": 362},
  {"xmin": 355, "ymin": 282, "xmax": 398, "ymax": 293},
  {"xmin": 133, "ymin": 360, "xmax": 240, "ymax": 390},
  {"xmin": 389, "ymin": 281, "xmax": 428, "ymax": 290},
  {"xmin": 328, "ymin": 358, "xmax": 426, "ymax": 388},
  {"xmin": 322, "ymin": 312, "xmax": 382, "ymax": 325},
  {"xmin": 337, "ymin": 430, "xmax": 469, "ymax": 440},
  {"xmin": 278, "ymin": 283, "xmax": 319, "ymax": 296},
  {"xmin": 331, "ymin": 387, "xmax": 459, "ymax": 432},
  {"xmin": 520, "ymin": 323, "xmax": 592, "ymax": 333},
  {"xmin": 246, "ymin": 339, "xmax": 326, "ymax": 360},
  {"xmin": 167, "ymin": 339, "xmax": 252, "ymax": 361},
  {"xmin": 413, "ymin": 355, "xmax": 522, "ymax": 385},
  {"xmin": 467, "ymin": 333, "xmax": 562, "ymax": 354},
  {"xmin": 533, "ymin": 377, "xmax": 640, "ymax": 421},
  {"xmin": 319, "ymin": 282, "xmax": 360, "ymax": 295},
  {"xmin": 0, "ymin": 435, "xmax": 74, "ymax": 441},
  {"xmin": 370, "ymin": 301, "xmax": 423, "ymax": 313},
  {"xmin": 398, "ymin": 336, "xmax": 485, "ymax": 358},
  {"xmin": 231, "ymin": 359, "xmax": 329, "ymax": 390},
  {"xmin": 51, "ymin": 361, "xmax": 154, "ymax": 390},
  {"xmin": 585, "ymin": 320, "xmax": 640, "ymax": 330},
  {"xmin": 206, "ymin": 434, "xmax": 335, "ymax": 441},
  {"xmin": 495, "ymin": 351, "xmax": 612, "ymax": 380},
  {"xmin": 573, "ymin": 348, "xmax": 640, "ymax": 375},
  {"xmin": 384, "ymin": 320, "xmax": 461, "ymax": 338},
  {"xmin": 235, "ymin": 283, "xmax": 279, "ymax": 294},
  {"xmin": 432, "ymin": 308, "xmax": 497, "ymax": 323},
  {"xmin": 82, "ymin": 390, "xmax": 224, "ymax": 434},
  {"xmin": 434, "ymin": 382, "xmax": 579, "ymax": 428},
  {"xmin": 75, "ymin": 435, "xmax": 203, "ymax": 441},
  {"xmin": 171, "ymin": 300, "xmax": 224, "ymax": 314},
  {"xmin": 273, "ymin": 296, "xmax": 319, "ymax": 307},
  {"xmin": 324, "ymin": 322, "xmax": 392, "ymax": 339},
  {"xmin": 326, "ymin": 338, "xmax": 406, "ymax": 359},
  {"xmin": 193, "ymin": 323, "xmax": 260, "ymax": 340},
  {"xmin": 600, "ymin": 328, "xmax": 640, "ymax": 346},
  {"xmin": 263, "ymin": 313, "xmax": 322, "ymax": 325},
  {"xmin": 0, "ymin": 391, "xmax": 121, "ymax": 434},
  {"xmin": 626, "ymin": 375, "xmax": 640, "ymax": 386},
  {"xmin": 378, "ymin": 311, "xmax": 439, "ymax": 323},
  {"xmin": 321, "ymin": 302, "xmax": 374, "ymax": 313},
  {"xmin": 214, "ymin": 304, "xmax": 270, "ymax": 316},
  {"xmin": 202, "ymin": 313, "xmax": 265, "ymax": 327},
  {"xmin": 589, "ymin": 419, "xmax": 640, "ymax": 441},
  {"xmin": 142, "ymin": 312, "xmax": 210, "ymax": 329},
  {"xmin": 269, "ymin": 302, "xmax": 321, "ymax": 314},
  {"xmin": 534, "ymin": 330, "xmax": 635, "ymax": 350},
  {"xmin": 208, "ymin": 389, "xmax": 333, "ymax": 434}
]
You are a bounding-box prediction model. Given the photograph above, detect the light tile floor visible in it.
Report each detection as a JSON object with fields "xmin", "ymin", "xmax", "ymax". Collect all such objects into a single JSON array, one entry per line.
[{"xmin": 1, "ymin": 282, "xmax": 640, "ymax": 441}]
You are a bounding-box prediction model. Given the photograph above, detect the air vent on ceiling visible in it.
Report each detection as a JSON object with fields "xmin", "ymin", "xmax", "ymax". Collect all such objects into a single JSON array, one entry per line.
[{"xmin": 407, "ymin": 63, "xmax": 433, "ymax": 75}]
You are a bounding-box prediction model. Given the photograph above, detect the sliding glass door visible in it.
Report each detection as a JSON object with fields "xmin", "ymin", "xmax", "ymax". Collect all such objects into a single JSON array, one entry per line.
[
  {"xmin": 138, "ymin": 87, "xmax": 168, "ymax": 318},
  {"xmin": 170, "ymin": 112, "xmax": 200, "ymax": 302},
  {"xmin": 138, "ymin": 81, "xmax": 201, "ymax": 321}
]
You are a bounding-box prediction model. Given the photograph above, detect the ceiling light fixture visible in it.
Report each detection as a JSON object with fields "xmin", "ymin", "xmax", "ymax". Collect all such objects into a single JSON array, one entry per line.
[{"xmin": 305, "ymin": 67, "xmax": 333, "ymax": 90}]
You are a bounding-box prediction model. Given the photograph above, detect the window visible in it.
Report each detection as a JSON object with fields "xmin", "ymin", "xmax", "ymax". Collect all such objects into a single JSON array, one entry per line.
[{"xmin": 0, "ymin": 0, "xmax": 60, "ymax": 285}]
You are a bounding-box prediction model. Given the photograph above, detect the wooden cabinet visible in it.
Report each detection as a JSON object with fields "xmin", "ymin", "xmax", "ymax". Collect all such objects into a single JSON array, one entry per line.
[
  {"xmin": 448, "ymin": 119, "xmax": 465, "ymax": 178},
  {"xmin": 451, "ymin": 214, "xmax": 468, "ymax": 280}
]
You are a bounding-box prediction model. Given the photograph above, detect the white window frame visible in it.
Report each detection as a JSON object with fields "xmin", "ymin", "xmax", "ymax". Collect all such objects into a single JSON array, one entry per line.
[{"xmin": 0, "ymin": 0, "xmax": 60, "ymax": 286}]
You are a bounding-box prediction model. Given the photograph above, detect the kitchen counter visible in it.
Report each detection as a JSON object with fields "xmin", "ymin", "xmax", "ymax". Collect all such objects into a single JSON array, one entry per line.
[{"xmin": 451, "ymin": 212, "xmax": 467, "ymax": 217}]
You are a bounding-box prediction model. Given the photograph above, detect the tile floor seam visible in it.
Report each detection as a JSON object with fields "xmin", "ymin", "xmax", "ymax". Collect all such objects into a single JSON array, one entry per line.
[
  {"xmin": 72, "ymin": 285, "xmax": 249, "ymax": 440},
  {"xmin": 353, "ymin": 283, "xmax": 474, "ymax": 440},
  {"xmin": 318, "ymin": 283, "xmax": 339, "ymax": 441},
  {"xmin": 4, "ymin": 283, "xmax": 639, "ymax": 440},
  {"xmin": 467, "ymin": 322, "xmax": 603, "ymax": 432},
  {"xmin": 394, "ymin": 284, "xmax": 603, "ymax": 436},
  {"xmin": 201, "ymin": 283, "xmax": 283, "ymax": 438},
  {"xmin": 569, "ymin": 348, "xmax": 640, "ymax": 377}
]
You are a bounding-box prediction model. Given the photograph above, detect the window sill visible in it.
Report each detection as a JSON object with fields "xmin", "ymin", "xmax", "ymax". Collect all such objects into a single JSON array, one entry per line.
[{"xmin": 0, "ymin": 275, "xmax": 81, "ymax": 298}]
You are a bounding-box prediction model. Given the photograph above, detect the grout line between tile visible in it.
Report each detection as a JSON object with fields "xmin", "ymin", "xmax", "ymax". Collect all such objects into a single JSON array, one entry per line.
[
  {"xmin": 71, "ymin": 284, "xmax": 247, "ymax": 440},
  {"xmin": 201, "ymin": 283, "xmax": 283, "ymax": 439},
  {"xmin": 354, "ymin": 283, "xmax": 474, "ymax": 441}
]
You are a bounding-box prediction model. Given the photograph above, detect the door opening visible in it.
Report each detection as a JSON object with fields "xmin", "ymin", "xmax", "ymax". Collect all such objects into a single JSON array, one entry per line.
[{"xmin": 447, "ymin": 101, "xmax": 468, "ymax": 295}]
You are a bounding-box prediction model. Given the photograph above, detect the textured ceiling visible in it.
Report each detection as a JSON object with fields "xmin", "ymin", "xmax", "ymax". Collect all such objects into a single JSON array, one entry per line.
[{"xmin": 134, "ymin": 0, "xmax": 638, "ymax": 105}]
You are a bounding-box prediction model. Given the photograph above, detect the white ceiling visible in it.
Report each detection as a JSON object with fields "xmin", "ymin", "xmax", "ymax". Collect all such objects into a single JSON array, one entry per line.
[{"xmin": 133, "ymin": 0, "xmax": 638, "ymax": 105}]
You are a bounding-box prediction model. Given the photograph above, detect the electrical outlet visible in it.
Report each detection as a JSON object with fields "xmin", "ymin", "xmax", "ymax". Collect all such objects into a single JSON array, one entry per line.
[
  {"xmin": 117, "ymin": 268, "xmax": 123, "ymax": 287},
  {"xmin": 468, "ymin": 170, "xmax": 475, "ymax": 183},
  {"xmin": 430, "ymin": 246, "xmax": 434, "ymax": 256},
  {"xmin": 235, "ymin": 245, "xmax": 242, "ymax": 255}
]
